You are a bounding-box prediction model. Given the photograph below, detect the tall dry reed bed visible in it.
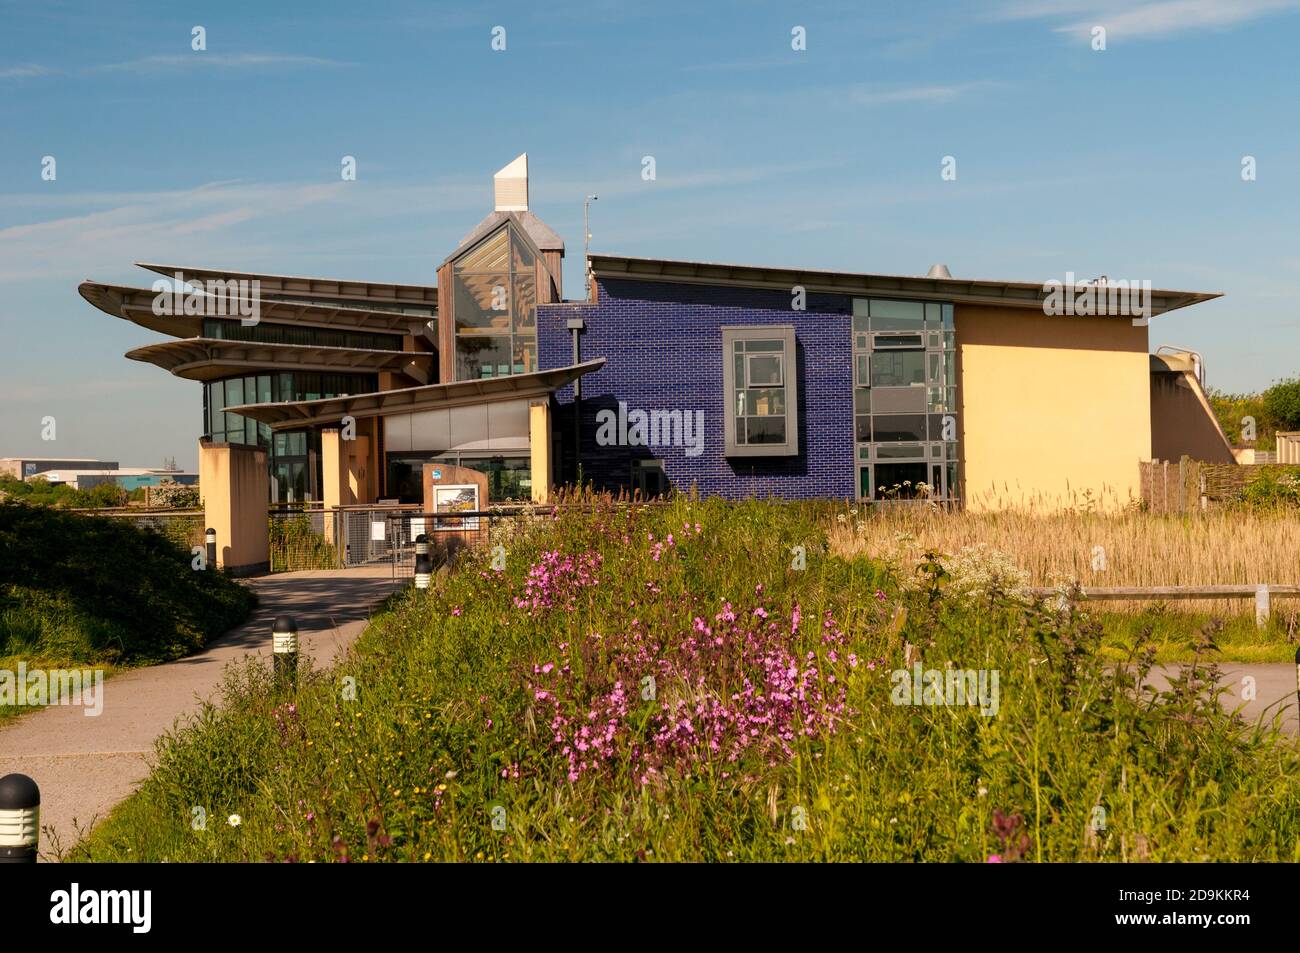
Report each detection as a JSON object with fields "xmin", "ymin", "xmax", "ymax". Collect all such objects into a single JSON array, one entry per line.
[{"xmin": 827, "ymin": 502, "xmax": 1300, "ymax": 619}]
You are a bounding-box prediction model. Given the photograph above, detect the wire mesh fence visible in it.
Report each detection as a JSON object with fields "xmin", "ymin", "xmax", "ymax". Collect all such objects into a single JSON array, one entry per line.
[
  {"xmin": 82, "ymin": 510, "xmax": 206, "ymax": 552},
  {"xmin": 269, "ymin": 507, "xmax": 341, "ymax": 572}
]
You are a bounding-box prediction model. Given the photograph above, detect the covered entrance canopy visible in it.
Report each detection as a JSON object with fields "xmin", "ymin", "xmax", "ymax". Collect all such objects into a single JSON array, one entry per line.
[{"xmin": 226, "ymin": 359, "xmax": 604, "ymax": 505}]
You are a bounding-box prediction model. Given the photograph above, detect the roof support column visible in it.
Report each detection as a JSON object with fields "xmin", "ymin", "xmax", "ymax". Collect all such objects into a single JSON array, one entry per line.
[{"xmin": 529, "ymin": 398, "xmax": 552, "ymax": 504}]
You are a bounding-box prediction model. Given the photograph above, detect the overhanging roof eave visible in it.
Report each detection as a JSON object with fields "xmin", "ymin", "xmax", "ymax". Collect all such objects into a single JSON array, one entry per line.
[
  {"xmin": 588, "ymin": 254, "xmax": 1224, "ymax": 316},
  {"xmin": 226, "ymin": 358, "xmax": 605, "ymax": 429}
]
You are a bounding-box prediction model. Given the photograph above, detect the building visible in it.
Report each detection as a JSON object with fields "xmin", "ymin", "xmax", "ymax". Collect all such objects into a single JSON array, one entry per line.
[
  {"xmin": 31, "ymin": 468, "xmax": 199, "ymax": 491},
  {"xmin": 0, "ymin": 457, "xmax": 119, "ymax": 480},
  {"xmin": 81, "ymin": 153, "xmax": 1231, "ymax": 529}
]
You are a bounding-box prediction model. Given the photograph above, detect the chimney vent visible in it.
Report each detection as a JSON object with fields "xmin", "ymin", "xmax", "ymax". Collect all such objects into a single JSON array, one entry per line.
[
  {"xmin": 494, "ymin": 153, "xmax": 529, "ymax": 212},
  {"xmin": 927, "ymin": 263, "xmax": 952, "ymax": 279}
]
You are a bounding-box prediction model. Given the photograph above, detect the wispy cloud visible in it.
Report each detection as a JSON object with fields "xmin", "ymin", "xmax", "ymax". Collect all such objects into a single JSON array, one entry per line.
[
  {"xmin": 0, "ymin": 64, "xmax": 56, "ymax": 80},
  {"xmin": 996, "ymin": 0, "xmax": 1300, "ymax": 39},
  {"xmin": 850, "ymin": 80, "xmax": 1000, "ymax": 106},
  {"xmin": 91, "ymin": 53, "xmax": 350, "ymax": 74}
]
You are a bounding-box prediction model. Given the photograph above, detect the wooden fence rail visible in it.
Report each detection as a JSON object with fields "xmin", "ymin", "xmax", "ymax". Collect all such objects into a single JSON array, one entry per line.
[{"xmin": 1028, "ymin": 584, "xmax": 1300, "ymax": 628}]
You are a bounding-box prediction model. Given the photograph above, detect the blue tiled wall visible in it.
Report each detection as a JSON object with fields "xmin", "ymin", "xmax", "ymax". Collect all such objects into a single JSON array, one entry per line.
[{"xmin": 537, "ymin": 278, "xmax": 854, "ymax": 500}]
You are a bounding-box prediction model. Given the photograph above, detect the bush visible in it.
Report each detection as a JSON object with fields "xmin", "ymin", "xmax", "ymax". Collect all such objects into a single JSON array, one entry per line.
[
  {"xmin": 0, "ymin": 501, "xmax": 254, "ymax": 666},
  {"xmin": 149, "ymin": 480, "xmax": 200, "ymax": 509},
  {"xmin": 1241, "ymin": 466, "xmax": 1300, "ymax": 508},
  {"xmin": 1263, "ymin": 378, "xmax": 1300, "ymax": 432}
]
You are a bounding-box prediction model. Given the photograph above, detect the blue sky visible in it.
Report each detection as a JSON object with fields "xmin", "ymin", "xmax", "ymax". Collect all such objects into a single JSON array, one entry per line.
[{"xmin": 2, "ymin": 0, "xmax": 1298, "ymax": 469}]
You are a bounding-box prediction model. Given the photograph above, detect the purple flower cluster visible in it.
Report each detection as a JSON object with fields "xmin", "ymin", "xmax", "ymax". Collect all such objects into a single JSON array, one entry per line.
[
  {"xmin": 529, "ymin": 590, "xmax": 853, "ymax": 784},
  {"xmin": 513, "ymin": 549, "xmax": 603, "ymax": 614}
]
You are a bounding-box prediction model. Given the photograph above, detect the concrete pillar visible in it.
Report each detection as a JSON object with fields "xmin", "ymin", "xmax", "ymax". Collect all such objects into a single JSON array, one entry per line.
[
  {"xmin": 322, "ymin": 428, "xmax": 348, "ymax": 510},
  {"xmin": 322, "ymin": 426, "xmax": 372, "ymax": 543},
  {"xmin": 529, "ymin": 398, "xmax": 552, "ymax": 504},
  {"xmin": 198, "ymin": 439, "xmax": 269, "ymax": 576}
]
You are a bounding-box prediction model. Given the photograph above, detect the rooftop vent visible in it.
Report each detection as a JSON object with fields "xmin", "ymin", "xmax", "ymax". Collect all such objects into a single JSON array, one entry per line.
[
  {"xmin": 926, "ymin": 263, "xmax": 952, "ymax": 279},
  {"xmin": 494, "ymin": 153, "xmax": 529, "ymax": 212}
]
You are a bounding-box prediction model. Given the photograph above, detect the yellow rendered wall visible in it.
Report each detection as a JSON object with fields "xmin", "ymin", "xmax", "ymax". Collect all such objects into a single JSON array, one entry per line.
[
  {"xmin": 198, "ymin": 439, "xmax": 269, "ymax": 574},
  {"xmin": 956, "ymin": 305, "xmax": 1150, "ymax": 511},
  {"xmin": 528, "ymin": 399, "xmax": 551, "ymax": 504}
]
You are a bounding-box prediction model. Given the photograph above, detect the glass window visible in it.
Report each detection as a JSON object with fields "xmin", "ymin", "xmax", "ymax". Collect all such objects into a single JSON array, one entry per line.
[
  {"xmin": 722, "ymin": 325, "xmax": 798, "ymax": 457},
  {"xmin": 870, "ymin": 351, "xmax": 926, "ymax": 387},
  {"xmin": 746, "ymin": 353, "xmax": 783, "ymax": 387},
  {"xmin": 872, "ymin": 414, "xmax": 926, "ymax": 442},
  {"xmin": 873, "ymin": 462, "xmax": 929, "ymax": 499},
  {"xmin": 877, "ymin": 443, "xmax": 925, "ymax": 459},
  {"xmin": 460, "ymin": 455, "xmax": 532, "ymax": 502},
  {"xmin": 869, "ymin": 299, "xmax": 924, "ymax": 331},
  {"xmin": 457, "ymin": 335, "xmax": 513, "ymax": 380},
  {"xmin": 873, "ymin": 333, "xmax": 925, "ymax": 349},
  {"xmin": 453, "ymin": 224, "xmax": 542, "ymax": 381}
]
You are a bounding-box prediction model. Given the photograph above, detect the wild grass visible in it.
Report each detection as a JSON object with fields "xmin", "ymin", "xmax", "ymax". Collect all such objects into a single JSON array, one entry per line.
[{"xmin": 69, "ymin": 494, "xmax": 1300, "ymax": 863}]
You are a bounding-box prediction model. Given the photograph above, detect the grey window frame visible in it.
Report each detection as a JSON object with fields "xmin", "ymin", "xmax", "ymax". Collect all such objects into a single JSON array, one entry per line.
[{"xmin": 722, "ymin": 325, "xmax": 799, "ymax": 457}]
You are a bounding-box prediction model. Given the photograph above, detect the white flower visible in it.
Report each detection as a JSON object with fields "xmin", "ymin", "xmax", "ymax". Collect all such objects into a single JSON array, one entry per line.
[{"xmin": 227, "ymin": 814, "xmax": 242, "ymax": 827}]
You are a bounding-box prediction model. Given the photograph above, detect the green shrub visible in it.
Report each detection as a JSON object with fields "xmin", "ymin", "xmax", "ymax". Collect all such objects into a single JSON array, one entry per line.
[
  {"xmin": 0, "ymin": 501, "xmax": 254, "ymax": 667},
  {"xmin": 1240, "ymin": 466, "xmax": 1300, "ymax": 508}
]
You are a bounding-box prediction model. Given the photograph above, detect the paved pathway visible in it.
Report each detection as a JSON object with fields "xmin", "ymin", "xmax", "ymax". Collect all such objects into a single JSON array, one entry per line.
[
  {"xmin": 0, "ymin": 568, "xmax": 402, "ymax": 860},
  {"xmin": 1146, "ymin": 663, "xmax": 1298, "ymax": 733}
]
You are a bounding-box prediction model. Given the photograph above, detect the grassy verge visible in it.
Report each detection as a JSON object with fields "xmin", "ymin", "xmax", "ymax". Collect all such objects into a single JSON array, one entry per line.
[
  {"xmin": 69, "ymin": 495, "xmax": 1300, "ymax": 862},
  {"xmin": 0, "ymin": 502, "xmax": 255, "ymax": 724}
]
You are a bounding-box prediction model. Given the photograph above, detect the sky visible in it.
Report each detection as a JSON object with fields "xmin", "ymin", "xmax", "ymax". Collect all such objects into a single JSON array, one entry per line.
[{"xmin": 2, "ymin": 0, "xmax": 1298, "ymax": 470}]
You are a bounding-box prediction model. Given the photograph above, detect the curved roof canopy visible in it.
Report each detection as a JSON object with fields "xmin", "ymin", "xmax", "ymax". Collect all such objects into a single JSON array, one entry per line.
[
  {"xmin": 227, "ymin": 359, "xmax": 605, "ymax": 430},
  {"xmin": 135, "ymin": 262, "xmax": 436, "ymax": 310},
  {"xmin": 589, "ymin": 254, "xmax": 1222, "ymax": 316},
  {"xmin": 125, "ymin": 338, "xmax": 433, "ymax": 383},
  {"xmin": 80, "ymin": 281, "xmax": 434, "ymax": 338}
]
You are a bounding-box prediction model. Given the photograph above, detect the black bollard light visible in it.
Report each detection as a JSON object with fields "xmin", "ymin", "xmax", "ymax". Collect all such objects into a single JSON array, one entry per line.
[
  {"xmin": 205, "ymin": 527, "xmax": 217, "ymax": 571},
  {"xmin": 0, "ymin": 773, "xmax": 40, "ymax": 863},
  {"xmin": 414, "ymin": 533, "xmax": 431, "ymax": 590},
  {"xmin": 272, "ymin": 615, "xmax": 299, "ymax": 687}
]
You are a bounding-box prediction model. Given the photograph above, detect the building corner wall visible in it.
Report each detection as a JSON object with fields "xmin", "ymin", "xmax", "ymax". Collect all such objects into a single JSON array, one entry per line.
[{"xmin": 956, "ymin": 305, "xmax": 1150, "ymax": 511}]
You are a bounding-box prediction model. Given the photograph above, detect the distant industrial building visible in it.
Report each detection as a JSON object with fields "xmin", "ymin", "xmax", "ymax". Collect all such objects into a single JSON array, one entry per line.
[
  {"xmin": 29, "ymin": 468, "xmax": 198, "ymax": 491},
  {"xmin": 0, "ymin": 457, "xmax": 120, "ymax": 480}
]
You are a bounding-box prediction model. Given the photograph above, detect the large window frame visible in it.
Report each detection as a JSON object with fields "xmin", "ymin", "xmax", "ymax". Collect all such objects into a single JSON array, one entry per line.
[
  {"xmin": 722, "ymin": 325, "xmax": 799, "ymax": 457},
  {"xmin": 852, "ymin": 298, "xmax": 958, "ymax": 502},
  {"xmin": 451, "ymin": 224, "xmax": 539, "ymax": 381}
]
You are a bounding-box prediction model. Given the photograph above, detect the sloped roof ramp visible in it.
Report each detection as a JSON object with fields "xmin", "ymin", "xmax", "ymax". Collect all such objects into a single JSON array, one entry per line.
[{"xmin": 227, "ymin": 359, "xmax": 605, "ymax": 430}]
